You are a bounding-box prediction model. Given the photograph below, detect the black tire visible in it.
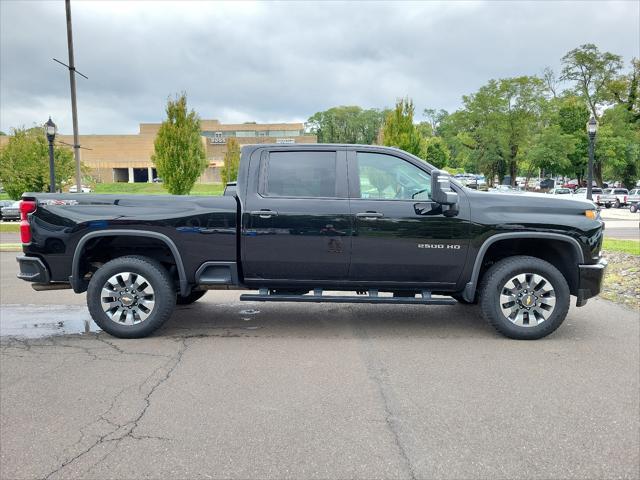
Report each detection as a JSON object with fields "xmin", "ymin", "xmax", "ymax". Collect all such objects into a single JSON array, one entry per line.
[
  {"xmin": 614, "ymin": 199, "xmax": 621, "ymax": 208},
  {"xmin": 87, "ymin": 255, "xmax": 176, "ymax": 338},
  {"xmin": 478, "ymin": 256, "xmax": 570, "ymax": 340},
  {"xmin": 452, "ymin": 294, "xmax": 477, "ymax": 305},
  {"xmin": 631, "ymin": 204, "xmax": 638, "ymax": 213},
  {"xmin": 177, "ymin": 290, "xmax": 206, "ymax": 305},
  {"xmin": 604, "ymin": 203, "xmax": 611, "ymax": 208}
]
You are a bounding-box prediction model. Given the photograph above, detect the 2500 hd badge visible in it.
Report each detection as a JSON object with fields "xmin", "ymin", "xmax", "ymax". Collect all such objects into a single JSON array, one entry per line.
[{"xmin": 16, "ymin": 144, "xmax": 606, "ymax": 340}]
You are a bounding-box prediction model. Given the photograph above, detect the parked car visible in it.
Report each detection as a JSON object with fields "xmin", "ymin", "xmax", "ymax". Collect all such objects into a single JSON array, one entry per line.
[
  {"xmin": 598, "ymin": 188, "xmax": 629, "ymax": 208},
  {"xmin": 573, "ymin": 187, "xmax": 604, "ymax": 203},
  {"xmin": 68, "ymin": 184, "xmax": 92, "ymax": 193},
  {"xmin": 16, "ymin": 144, "xmax": 606, "ymax": 340},
  {"xmin": 627, "ymin": 188, "xmax": 640, "ymax": 213},
  {"xmin": 1, "ymin": 201, "xmax": 21, "ymax": 221},
  {"xmin": 547, "ymin": 188, "xmax": 572, "ymax": 195},
  {"xmin": 488, "ymin": 185, "xmax": 522, "ymax": 193},
  {"xmin": 539, "ymin": 178, "xmax": 555, "ymax": 190},
  {"xmin": 0, "ymin": 200, "xmax": 15, "ymax": 220}
]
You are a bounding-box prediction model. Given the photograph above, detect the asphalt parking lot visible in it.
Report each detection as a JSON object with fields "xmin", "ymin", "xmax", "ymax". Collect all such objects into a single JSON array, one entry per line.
[{"xmin": 0, "ymin": 252, "xmax": 639, "ymax": 479}]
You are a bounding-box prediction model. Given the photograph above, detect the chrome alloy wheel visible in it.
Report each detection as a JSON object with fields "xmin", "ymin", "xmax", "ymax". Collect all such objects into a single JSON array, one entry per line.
[
  {"xmin": 100, "ymin": 272, "xmax": 155, "ymax": 325},
  {"xmin": 499, "ymin": 273, "xmax": 556, "ymax": 327}
]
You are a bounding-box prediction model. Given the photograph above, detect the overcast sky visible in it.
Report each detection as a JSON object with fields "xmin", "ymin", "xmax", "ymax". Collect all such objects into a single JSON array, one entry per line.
[{"xmin": 1, "ymin": 1, "xmax": 638, "ymax": 135}]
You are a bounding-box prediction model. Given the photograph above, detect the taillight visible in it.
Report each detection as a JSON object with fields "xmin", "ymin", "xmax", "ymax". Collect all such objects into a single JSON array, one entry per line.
[
  {"xmin": 19, "ymin": 200, "xmax": 37, "ymax": 244},
  {"xmin": 624, "ymin": 196, "xmax": 627, "ymax": 203}
]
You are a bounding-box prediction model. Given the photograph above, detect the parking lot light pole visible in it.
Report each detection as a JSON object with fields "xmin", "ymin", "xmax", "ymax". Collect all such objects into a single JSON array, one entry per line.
[
  {"xmin": 586, "ymin": 116, "xmax": 598, "ymax": 201},
  {"xmin": 44, "ymin": 117, "xmax": 57, "ymax": 193}
]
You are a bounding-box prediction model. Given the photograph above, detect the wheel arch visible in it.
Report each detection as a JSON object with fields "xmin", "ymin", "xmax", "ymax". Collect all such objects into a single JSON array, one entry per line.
[
  {"xmin": 70, "ymin": 230, "xmax": 189, "ymax": 296},
  {"xmin": 462, "ymin": 232, "xmax": 585, "ymax": 302}
]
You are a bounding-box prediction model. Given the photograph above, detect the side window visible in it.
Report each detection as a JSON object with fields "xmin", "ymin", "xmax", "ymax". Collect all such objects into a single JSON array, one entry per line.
[
  {"xmin": 265, "ymin": 151, "xmax": 337, "ymax": 198},
  {"xmin": 356, "ymin": 152, "xmax": 431, "ymax": 200}
]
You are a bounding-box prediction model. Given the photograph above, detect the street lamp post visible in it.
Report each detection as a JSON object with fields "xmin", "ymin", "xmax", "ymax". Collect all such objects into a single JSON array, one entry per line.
[
  {"xmin": 44, "ymin": 117, "xmax": 57, "ymax": 193},
  {"xmin": 586, "ymin": 116, "xmax": 598, "ymax": 201}
]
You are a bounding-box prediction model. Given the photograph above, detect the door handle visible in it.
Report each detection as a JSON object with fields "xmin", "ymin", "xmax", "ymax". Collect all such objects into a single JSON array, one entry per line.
[
  {"xmin": 250, "ymin": 210, "xmax": 278, "ymax": 219},
  {"xmin": 355, "ymin": 211, "xmax": 384, "ymax": 220}
]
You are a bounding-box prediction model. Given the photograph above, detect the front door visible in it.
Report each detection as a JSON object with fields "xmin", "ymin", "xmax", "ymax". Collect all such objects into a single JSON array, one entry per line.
[
  {"xmin": 348, "ymin": 150, "xmax": 470, "ymax": 285},
  {"xmin": 241, "ymin": 148, "xmax": 351, "ymax": 283}
]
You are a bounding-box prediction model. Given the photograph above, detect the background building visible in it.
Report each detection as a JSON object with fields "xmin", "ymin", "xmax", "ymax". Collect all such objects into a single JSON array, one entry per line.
[{"xmin": 0, "ymin": 120, "xmax": 316, "ymax": 184}]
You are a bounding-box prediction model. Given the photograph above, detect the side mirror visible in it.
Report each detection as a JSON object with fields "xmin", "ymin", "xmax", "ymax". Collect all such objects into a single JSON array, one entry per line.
[{"xmin": 431, "ymin": 170, "xmax": 458, "ymax": 206}]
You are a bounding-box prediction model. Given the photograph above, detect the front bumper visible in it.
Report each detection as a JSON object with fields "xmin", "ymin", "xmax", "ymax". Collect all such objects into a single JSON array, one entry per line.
[
  {"xmin": 576, "ymin": 258, "xmax": 608, "ymax": 307},
  {"xmin": 16, "ymin": 255, "xmax": 50, "ymax": 283}
]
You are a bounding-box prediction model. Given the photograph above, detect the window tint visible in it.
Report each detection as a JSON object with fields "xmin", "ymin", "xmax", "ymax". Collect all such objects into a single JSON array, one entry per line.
[
  {"xmin": 356, "ymin": 152, "xmax": 431, "ymax": 200},
  {"xmin": 614, "ymin": 189, "xmax": 628, "ymax": 194},
  {"xmin": 266, "ymin": 151, "xmax": 337, "ymax": 197}
]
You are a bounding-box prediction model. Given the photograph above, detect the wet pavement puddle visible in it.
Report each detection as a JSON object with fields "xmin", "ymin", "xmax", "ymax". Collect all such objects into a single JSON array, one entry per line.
[{"xmin": 0, "ymin": 304, "xmax": 100, "ymax": 338}]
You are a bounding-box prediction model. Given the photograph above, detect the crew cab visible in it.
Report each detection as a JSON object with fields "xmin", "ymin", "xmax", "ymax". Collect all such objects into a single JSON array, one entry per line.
[
  {"xmin": 598, "ymin": 188, "xmax": 629, "ymax": 208},
  {"xmin": 16, "ymin": 144, "xmax": 607, "ymax": 340}
]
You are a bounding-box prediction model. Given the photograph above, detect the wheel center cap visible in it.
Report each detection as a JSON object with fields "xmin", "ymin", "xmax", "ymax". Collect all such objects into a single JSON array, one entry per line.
[
  {"xmin": 521, "ymin": 294, "xmax": 536, "ymax": 307},
  {"xmin": 121, "ymin": 295, "xmax": 134, "ymax": 306}
]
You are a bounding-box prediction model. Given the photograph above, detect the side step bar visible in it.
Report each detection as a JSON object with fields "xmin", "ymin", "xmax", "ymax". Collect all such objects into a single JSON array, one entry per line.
[{"xmin": 240, "ymin": 288, "xmax": 457, "ymax": 305}]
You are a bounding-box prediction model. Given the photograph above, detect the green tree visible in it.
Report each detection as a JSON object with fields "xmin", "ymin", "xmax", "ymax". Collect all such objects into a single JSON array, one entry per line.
[
  {"xmin": 423, "ymin": 137, "xmax": 450, "ymax": 169},
  {"xmin": 555, "ymin": 95, "xmax": 589, "ymax": 181},
  {"xmin": 521, "ymin": 125, "xmax": 576, "ymax": 182},
  {"xmin": 561, "ymin": 44, "xmax": 624, "ymax": 118},
  {"xmin": 221, "ymin": 137, "xmax": 240, "ymax": 185},
  {"xmin": 381, "ymin": 97, "xmax": 425, "ymax": 157},
  {"xmin": 0, "ymin": 127, "xmax": 76, "ymax": 199},
  {"xmin": 306, "ymin": 106, "xmax": 388, "ymax": 144},
  {"xmin": 597, "ymin": 105, "xmax": 640, "ymax": 189},
  {"xmin": 152, "ymin": 93, "xmax": 207, "ymax": 195}
]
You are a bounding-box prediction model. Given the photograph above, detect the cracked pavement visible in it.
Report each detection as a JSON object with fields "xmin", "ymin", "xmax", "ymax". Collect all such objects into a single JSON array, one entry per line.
[{"xmin": 1, "ymin": 254, "xmax": 639, "ymax": 479}]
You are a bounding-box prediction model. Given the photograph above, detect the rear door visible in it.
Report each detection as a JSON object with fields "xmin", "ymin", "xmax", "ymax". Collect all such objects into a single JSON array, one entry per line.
[
  {"xmin": 241, "ymin": 147, "xmax": 351, "ymax": 283},
  {"xmin": 347, "ymin": 149, "xmax": 470, "ymax": 285}
]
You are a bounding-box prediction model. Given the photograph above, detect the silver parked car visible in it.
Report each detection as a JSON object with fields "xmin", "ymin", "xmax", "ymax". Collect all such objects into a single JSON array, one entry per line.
[{"xmin": 0, "ymin": 201, "xmax": 21, "ymax": 221}]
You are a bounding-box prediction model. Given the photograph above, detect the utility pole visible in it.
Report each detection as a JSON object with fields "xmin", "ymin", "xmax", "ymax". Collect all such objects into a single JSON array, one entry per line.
[{"xmin": 65, "ymin": 0, "xmax": 82, "ymax": 191}]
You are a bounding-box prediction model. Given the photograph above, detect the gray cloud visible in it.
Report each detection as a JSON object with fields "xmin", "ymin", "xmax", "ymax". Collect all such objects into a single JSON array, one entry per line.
[{"xmin": 1, "ymin": 0, "xmax": 638, "ymax": 134}]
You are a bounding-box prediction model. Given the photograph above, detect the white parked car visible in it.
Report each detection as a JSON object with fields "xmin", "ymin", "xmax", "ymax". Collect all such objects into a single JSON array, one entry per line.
[
  {"xmin": 547, "ymin": 188, "xmax": 572, "ymax": 195},
  {"xmin": 68, "ymin": 184, "xmax": 92, "ymax": 193},
  {"xmin": 573, "ymin": 187, "xmax": 604, "ymax": 203}
]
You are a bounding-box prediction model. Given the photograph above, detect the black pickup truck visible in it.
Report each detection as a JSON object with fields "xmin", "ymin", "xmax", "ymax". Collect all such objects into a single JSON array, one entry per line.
[{"xmin": 16, "ymin": 144, "xmax": 607, "ymax": 339}]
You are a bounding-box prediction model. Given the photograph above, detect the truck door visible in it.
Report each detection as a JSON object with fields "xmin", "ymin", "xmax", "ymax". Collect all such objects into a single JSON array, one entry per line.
[
  {"xmin": 347, "ymin": 149, "xmax": 470, "ymax": 285},
  {"xmin": 241, "ymin": 148, "xmax": 351, "ymax": 283}
]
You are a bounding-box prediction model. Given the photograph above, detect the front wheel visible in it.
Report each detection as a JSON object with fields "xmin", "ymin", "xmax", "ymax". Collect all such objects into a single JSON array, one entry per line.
[
  {"xmin": 479, "ymin": 256, "xmax": 570, "ymax": 340},
  {"xmin": 87, "ymin": 255, "xmax": 176, "ymax": 338},
  {"xmin": 630, "ymin": 204, "xmax": 638, "ymax": 213}
]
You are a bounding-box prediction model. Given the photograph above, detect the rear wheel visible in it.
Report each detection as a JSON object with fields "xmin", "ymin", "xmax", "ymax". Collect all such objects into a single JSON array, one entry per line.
[
  {"xmin": 87, "ymin": 255, "xmax": 176, "ymax": 338},
  {"xmin": 604, "ymin": 202, "xmax": 612, "ymax": 208},
  {"xmin": 177, "ymin": 290, "xmax": 206, "ymax": 305},
  {"xmin": 479, "ymin": 256, "xmax": 570, "ymax": 340}
]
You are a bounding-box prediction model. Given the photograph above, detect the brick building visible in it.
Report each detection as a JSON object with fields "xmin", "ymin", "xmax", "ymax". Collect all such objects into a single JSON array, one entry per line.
[{"xmin": 1, "ymin": 119, "xmax": 316, "ymax": 183}]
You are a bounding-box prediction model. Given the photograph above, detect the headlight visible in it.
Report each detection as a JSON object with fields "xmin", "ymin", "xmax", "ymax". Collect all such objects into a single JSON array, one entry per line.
[{"xmin": 585, "ymin": 210, "xmax": 597, "ymax": 220}]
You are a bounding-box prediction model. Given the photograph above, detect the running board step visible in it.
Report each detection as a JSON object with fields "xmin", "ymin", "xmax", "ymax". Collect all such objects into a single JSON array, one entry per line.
[{"xmin": 240, "ymin": 288, "xmax": 457, "ymax": 305}]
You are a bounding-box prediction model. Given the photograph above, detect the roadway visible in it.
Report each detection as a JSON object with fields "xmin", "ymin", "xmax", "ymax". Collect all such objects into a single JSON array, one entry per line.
[{"xmin": 0, "ymin": 251, "xmax": 638, "ymax": 479}]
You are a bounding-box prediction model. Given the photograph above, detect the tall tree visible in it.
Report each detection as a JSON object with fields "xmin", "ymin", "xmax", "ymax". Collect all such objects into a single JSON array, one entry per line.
[
  {"xmin": 381, "ymin": 98, "xmax": 425, "ymax": 157},
  {"xmin": 560, "ymin": 44, "xmax": 623, "ymax": 118},
  {"xmin": 0, "ymin": 127, "xmax": 76, "ymax": 199},
  {"xmin": 152, "ymin": 93, "xmax": 207, "ymax": 195},
  {"xmin": 423, "ymin": 137, "xmax": 450, "ymax": 169},
  {"xmin": 306, "ymin": 106, "xmax": 387, "ymax": 144},
  {"xmin": 221, "ymin": 137, "xmax": 240, "ymax": 185}
]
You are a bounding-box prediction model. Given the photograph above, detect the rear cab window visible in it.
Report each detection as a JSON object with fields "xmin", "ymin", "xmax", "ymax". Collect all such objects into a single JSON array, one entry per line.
[{"xmin": 263, "ymin": 151, "xmax": 337, "ymax": 198}]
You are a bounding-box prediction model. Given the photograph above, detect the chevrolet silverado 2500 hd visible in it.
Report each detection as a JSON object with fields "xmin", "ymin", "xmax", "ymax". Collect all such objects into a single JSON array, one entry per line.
[{"xmin": 16, "ymin": 144, "xmax": 607, "ymax": 339}]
